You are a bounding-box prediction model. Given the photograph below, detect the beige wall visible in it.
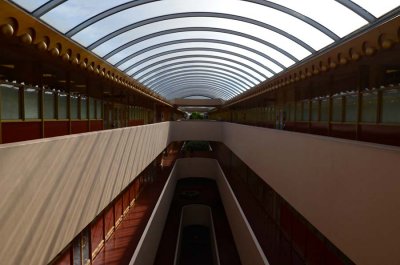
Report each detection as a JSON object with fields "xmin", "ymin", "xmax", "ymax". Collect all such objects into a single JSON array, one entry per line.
[
  {"xmin": 1, "ymin": 121, "xmax": 400, "ymax": 265},
  {"xmin": 0, "ymin": 123, "xmax": 170, "ymax": 265}
]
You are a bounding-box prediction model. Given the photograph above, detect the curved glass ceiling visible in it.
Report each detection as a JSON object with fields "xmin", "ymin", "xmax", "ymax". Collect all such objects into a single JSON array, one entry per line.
[{"xmin": 11, "ymin": 0, "xmax": 400, "ymax": 100}]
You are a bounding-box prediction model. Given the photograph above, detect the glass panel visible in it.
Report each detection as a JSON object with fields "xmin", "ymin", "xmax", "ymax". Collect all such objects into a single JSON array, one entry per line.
[
  {"xmin": 81, "ymin": 230, "xmax": 90, "ymax": 265},
  {"xmin": 381, "ymin": 88, "xmax": 400, "ymax": 123},
  {"xmin": 128, "ymin": 50, "xmax": 272, "ymax": 80},
  {"xmin": 139, "ymin": 61, "xmax": 259, "ymax": 86},
  {"xmin": 267, "ymin": 0, "xmax": 367, "ymax": 37},
  {"xmin": 69, "ymin": 0, "xmax": 332, "ymax": 49},
  {"xmin": 287, "ymin": 102, "xmax": 294, "ymax": 122},
  {"xmin": 81, "ymin": 97, "xmax": 87, "ymax": 119},
  {"xmin": 302, "ymin": 100, "xmax": 309, "ymax": 121},
  {"xmin": 107, "ymin": 28, "xmax": 303, "ymax": 67},
  {"xmin": 118, "ymin": 42, "xmax": 283, "ymax": 75},
  {"xmin": 70, "ymin": 95, "xmax": 79, "ymax": 119},
  {"xmin": 345, "ymin": 94, "xmax": 358, "ymax": 122},
  {"xmin": 332, "ymin": 96, "xmax": 343, "ymax": 122},
  {"xmin": 11, "ymin": 0, "xmax": 50, "ymax": 12},
  {"xmin": 295, "ymin": 101, "xmax": 302, "ymax": 121},
  {"xmin": 24, "ymin": 87, "xmax": 40, "ymax": 119},
  {"xmin": 362, "ymin": 91, "xmax": 377, "ymax": 123},
  {"xmin": 320, "ymin": 98, "xmax": 329, "ymax": 121},
  {"xmin": 72, "ymin": 238, "xmax": 81, "ymax": 265},
  {"xmin": 44, "ymin": 90, "xmax": 56, "ymax": 119},
  {"xmin": 1, "ymin": 84, "xmax": 20, "ymax": 120},
  {"xmin": 96, "ymin": 100, "xmax": 102, "ymax": 119},
  {"xmin": 41, "ymin": 0, "xmax": 131, "ymax": 33},
  {"xmin": 351, "ymin": 0, "xmax": 400, "ymax": 17},
  {"xmin": 58, "ymin": 93, "xmax": 68, "ymax": 119},
  {"xmin": 311, "ymin": 99, "xmax": 319, "ymax": 121},
  {"xmin": 89, "ymin": 98, "xmax": 95, "ymax": 119}
]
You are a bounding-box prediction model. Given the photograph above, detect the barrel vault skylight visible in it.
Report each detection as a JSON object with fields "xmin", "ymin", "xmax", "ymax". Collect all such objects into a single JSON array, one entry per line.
[{"xmin": 10, "ymin": 0, "xmax": 400, "ymax": 100}]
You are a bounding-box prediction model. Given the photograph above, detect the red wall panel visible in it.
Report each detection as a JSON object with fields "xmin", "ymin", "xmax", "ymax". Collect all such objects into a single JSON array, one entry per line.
[
  {"xmin": 128, "ymin": 120, "xmax": 144, "ymax": 126},
  {"xmin": 91, "ymin": 216, "xmax": 104, "ymax": 257},
  {"xmin": 2, "ymin": 122, "xmax": 42, "ymax": 143},
  {"xmin": 90, "ymin": 120, "xmax": 103, "ymax": 132},
  {"xmin": 360, "ymin": 124, "xmax": 400, "ymax": 146},
  {"xmin": 71, "ymin": 121, "xmax": 88, "ymax": 134},
  {"xmin": 44, "ymin": 121, "xmax": 69, "ymax": 138}
]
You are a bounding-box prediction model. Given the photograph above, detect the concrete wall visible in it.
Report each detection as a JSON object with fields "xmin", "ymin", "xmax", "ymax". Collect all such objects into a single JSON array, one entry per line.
[
  {"xmin": 0, "ymin": 123, "xmax": 170, "ymax": 265},
  {"xmin": 221, "ymin": 123, "xmax": 400, "ymax": 265}
]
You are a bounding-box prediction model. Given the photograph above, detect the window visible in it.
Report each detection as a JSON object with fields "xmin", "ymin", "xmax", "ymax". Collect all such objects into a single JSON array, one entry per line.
[
  {"xmin": 302, "ymin": 100, "xmax": 309, "ymax": 121},
  {"xmin": 332, "ymin": 96, "xmax": 343, "ymax": 122},
  {"xmin": 70, "ymin": 95, "xmax": 79, "ymax": 119},
  {"xmin": 311, "ymin": 99, "xmax": 319, "ymax": 121},
  {"xmin": 72, "ymin": 230, "xmax": 90, "ymax": 265},
  {"xmin": 381, "ymin": 88, "xmax": 400, "ymax": 123},
  {"xmin": 89, "ymin": 98, "xmax": 96, "ymax": 119},
  {"xmin": 24, "ymin": 87, "xmax": 40, "ymax": 119},
  {"xmin": 44, "ymin": 90, "xmax": 56, "ymax": 119},
  {"xmin": 345, "ymin": 94, "xmax": 358, "ymax": 122},
  {"xmin": 295, "ymin": 101, "xmax": 302, "ymax": 121},
  {"xmin": 58, "ymin": 93, "xmax": 68, "ymax": 119},
  {"xmin": 361, "ymin": 91, "xmax": 377, "ymax": 123},
  {"xmin": 96, "ymin": 100, "xmax": 102, "ymax": 119},
  {"xmin": 320, "ymin": 98, "xmax": 329, "ymax": 121},
  {"xmin": 0, "ymin": 84, "xmax": 20, "ymax": 120},
  {"xmin": 81, "ymin": 97, "xmax": 88, "ymax": 119}
]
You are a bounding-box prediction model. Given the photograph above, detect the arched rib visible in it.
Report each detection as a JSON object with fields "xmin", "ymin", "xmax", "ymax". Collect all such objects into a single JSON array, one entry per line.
[
  {"xmin": 129, "ymin": 54, "xmax": 268, "ymax": 80},
  {"xmin": 87, "ymin": 12, "xmax": 315, "ymax": 52},
  {"xmin": 113, "ymin": 37, "xmax": 289, "ymax": 69},
  {"xmin": 141, "ymin": 64, "xmax": 256, "ymax": 86},
  {"xmin": 122, "ymin": 47, "xmax": 276, "ymax": 75},
  {"xmin": 136, "ymin": 60, "xmax": 260, "ymax": 84}
]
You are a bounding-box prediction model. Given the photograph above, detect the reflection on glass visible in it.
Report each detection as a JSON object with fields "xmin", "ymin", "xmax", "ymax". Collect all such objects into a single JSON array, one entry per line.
[
  {"xmin": 0, "ymin": 84, "xmax": 20, "ymax": 120},
  {"xmin": 58, "ymin": 93, "xmax": 68, "ymax": 119},
  {"xmin": 24, "ymin": 87, "xmax": 40, "ymax": 119},
  {"xmin": 382, "ymin": 88, "xmax": 400, "ymax": 123},
  {"xmin": 44, "ymin": 90, "xmax": 55, "ymax": 119},
  {"xmin": 81, "ymin": 97, "xmax": 87, "ymax": 119},
  {"xmin": 72, "ymin": 238, "xmax": 81, "ymax": 265},
  {"xmin": 332, "ymin": 96, "xmax": 343, "ymax": 122},
  {"xmin": 96, "ymin": 100, "xmax": 102, "ymax": 119},
  {"xmin": 70, "ymin": 96, "xmax": 79, "ymax": 119},
  {"xmin": 82, "ymin": 229, "xmax": 90, "ymax": 265},
  {"xmin": 302, "ymin": 100, "xmax": 309, "ymax": 121},
  {"xmin": 311, "ymin": 99, "xmax": 319, "ymax": 121},
  {"xmin": 295, "ymin": 101, "xmax": 302, "ymax": 121},
  {"xmin": 320, "ymin": 98, "xmax": 329, "ymax": 121},
  {"xmin": 345, "ymin": 94, "xmax": 358, "ymax": 122},
  {"xmin": 362, "ymin": 91, "xmax": 377, "ymax": 123},
  {"xmin": 89, "ymin": 98, "xmax": 96, "ymax": 119}
]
